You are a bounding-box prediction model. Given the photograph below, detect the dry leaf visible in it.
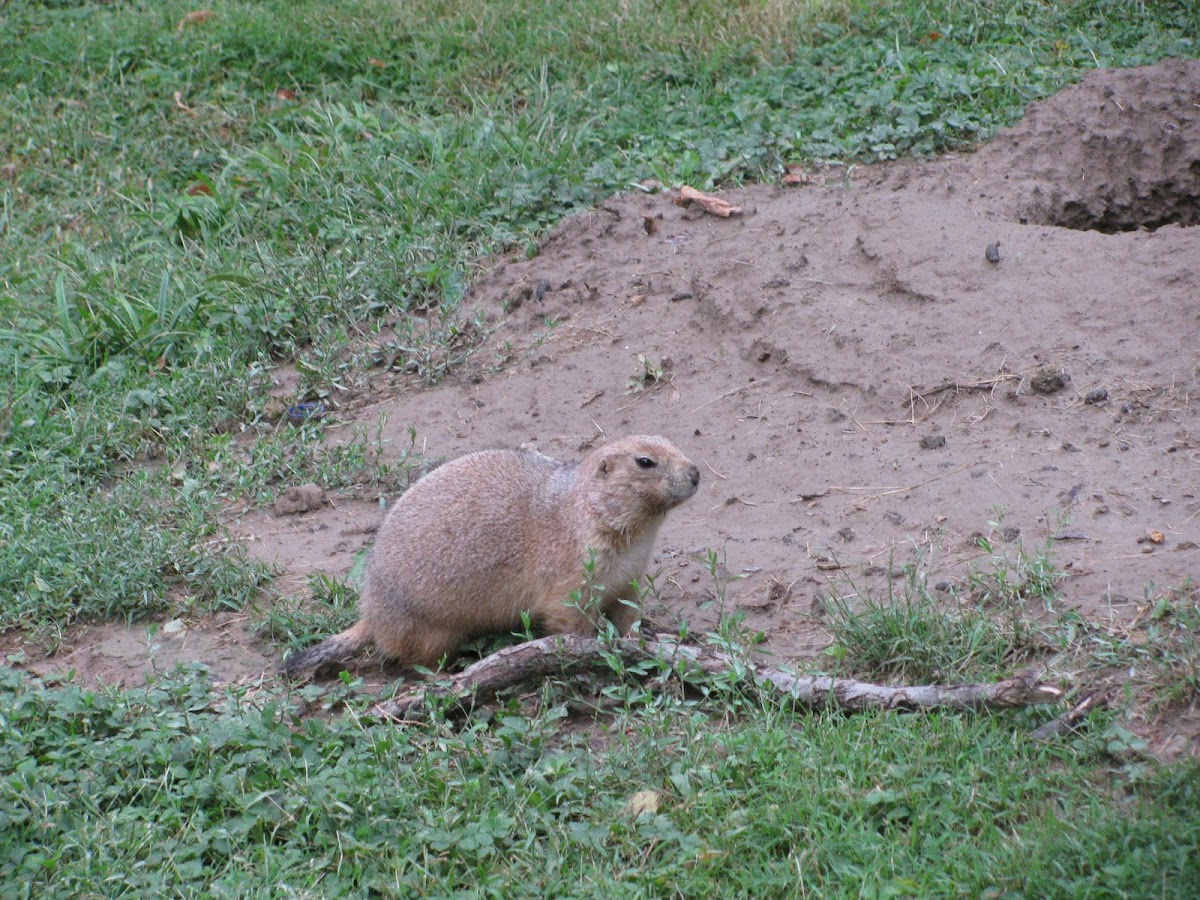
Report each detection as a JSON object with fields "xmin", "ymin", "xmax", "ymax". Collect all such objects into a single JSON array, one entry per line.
[
  {"xmin": 172, "ymin": 91, "xmax": 196, "ymax": 116},
  {"xmin": 782, "ymin": 172, "xmax": 810, "ymax": 186},
  {"xmin": 676, "ymin": 185, "xmax": 742, "ymax": 217},
  {"xmin": 185, "ymin": 182, "xmax": 213, "ymax": 196},
  {"xmin": 276, "ymin": 89, "xmax": 297, "ymax": 101},
  {"xmin": 177, "ymin": 10, "xmax": 215, "ymax": 34},
  {"xmin": 1148, "ymin": 530, "xmax": 1164, "ymax": 544},
  {"xmin": 623, "ymin": 790, "xmax": 661, "ymax": 818},
  {"xmin": 368, "ymin": 58, "xmax": 387, "ymax": 68},
  {"xmin": 628, "ymin": 294, "xmax": 647, "ymax": 305}
]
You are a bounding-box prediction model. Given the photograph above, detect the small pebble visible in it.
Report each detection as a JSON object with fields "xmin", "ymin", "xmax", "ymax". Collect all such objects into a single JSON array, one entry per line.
[
  {"xmin": 985, "ymin": 243, "xmax": 1001, "ymax": 263},
  {"xmin": 1085, "ymin": 388, "xmax": 1109, "ymax": 404}
]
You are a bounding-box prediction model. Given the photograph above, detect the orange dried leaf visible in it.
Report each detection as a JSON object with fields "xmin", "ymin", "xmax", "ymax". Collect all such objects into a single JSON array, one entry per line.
[
  {"xmin": 1148, "ymin": 530, "xmax": 1165, "ymax": 544},
  {"xmin": 368, "ymin": 58, "xmax": 388, "ymax": 68},
  {"xmin": 186, "ymin": 182, "xmax": 213, "ymax": 196},
  {"xmin": 177, "ymin": 10, "xmax": 215, "ymax": 33},
  {"xmin": 276, "ymin": 89, "xmax": 297, "ymax": 101},
  {"xmin": 676, "ymin": 185, "xmax": 742, "ymax": 218}
]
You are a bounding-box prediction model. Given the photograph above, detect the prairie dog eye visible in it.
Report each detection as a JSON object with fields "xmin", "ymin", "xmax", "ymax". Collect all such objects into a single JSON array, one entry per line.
[{"xmin": 635, "ymin": 456, "xmax": 657, "ymax": 469}]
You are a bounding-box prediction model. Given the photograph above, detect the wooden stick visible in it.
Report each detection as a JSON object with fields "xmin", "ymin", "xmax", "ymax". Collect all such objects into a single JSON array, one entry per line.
[
  {"xmin": 370, "ymin": 634, "xmax": 1062, "ymax": 721},
  {"xmin": 1029, "ymin": 689, "xmax": 1109, "ymax": 741}
]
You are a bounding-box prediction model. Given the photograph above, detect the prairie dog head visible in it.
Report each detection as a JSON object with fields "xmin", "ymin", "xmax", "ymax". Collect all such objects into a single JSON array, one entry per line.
[{"xmin": 582, "ymin": 436, "xmax": 700, "ymax": 535}]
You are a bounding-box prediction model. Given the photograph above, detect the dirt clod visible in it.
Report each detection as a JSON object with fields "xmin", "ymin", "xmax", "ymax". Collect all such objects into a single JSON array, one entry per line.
[
  {"xmin": 273, "ymin": 484, "xmax": 328, "ymax": 516},
  {"xmin": 1030, "ymin": 368, "xmax": 1069, "ymax": 395}
]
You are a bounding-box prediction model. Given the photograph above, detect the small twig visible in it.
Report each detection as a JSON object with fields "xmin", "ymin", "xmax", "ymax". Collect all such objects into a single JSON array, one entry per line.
[
  {"xmin": 1030, "ymin": 690, "xmax": 1109, "ymax": 741},
  {"xmin": 725, "ymin": 497, "xmax": 759, "ymax": 507},
  {"xmin": 617, "ymin": 376, "xmax": 674, "ymax": 412},
  {"xmin": 841, "ymin": 463, "xmax": 974, "ymax": 501},
  {"xmin": 905, "ymin": 374, "xmax": 1019, "ymax": 421},
  {"xmin": 790, "ymin": 488, "xmax": 831, "ymax": 503},
  {"xmin": 692, "ymin": 379, "xmax": 769, "ymax": 413},
  {"xmin": 1051, "ymin": 532, "xmax": 1090, "ymax": 542}
]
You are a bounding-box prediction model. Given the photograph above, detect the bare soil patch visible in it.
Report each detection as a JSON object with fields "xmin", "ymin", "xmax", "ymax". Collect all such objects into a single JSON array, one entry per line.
[
  {"xmin": 2, "ymin": 613, "xmax": 276, "ymax": 689},
  {"xmin": 15, "ymin": 60, "xmax": 1199, "ymax": 751}
]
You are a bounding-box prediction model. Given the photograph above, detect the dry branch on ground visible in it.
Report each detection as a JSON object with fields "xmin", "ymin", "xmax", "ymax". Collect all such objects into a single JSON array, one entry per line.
[{"xmin": 370, "ymin": 633, "xmax": 1063, "ymax": 721}]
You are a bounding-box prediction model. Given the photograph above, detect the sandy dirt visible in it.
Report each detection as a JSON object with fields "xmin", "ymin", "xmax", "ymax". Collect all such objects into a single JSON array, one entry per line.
[{"xmin": 9, "ymin": 60, "xmax": 1198, "ymax": 751}]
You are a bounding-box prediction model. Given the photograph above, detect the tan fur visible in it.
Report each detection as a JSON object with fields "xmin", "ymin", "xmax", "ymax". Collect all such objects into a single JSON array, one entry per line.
[{"xmin": 283, "ymin": 435, "xmax": 700, "ymax": 676}]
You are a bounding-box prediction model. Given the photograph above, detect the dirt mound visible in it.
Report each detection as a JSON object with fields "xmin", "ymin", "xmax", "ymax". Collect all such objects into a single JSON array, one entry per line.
[
  {"xmin": 16, "ymin": 60, "xmax": 1199, "ymax": 753},
  {"xmin": 967, "ymin": 59, "xmax": 1200, "ymax": 232}
]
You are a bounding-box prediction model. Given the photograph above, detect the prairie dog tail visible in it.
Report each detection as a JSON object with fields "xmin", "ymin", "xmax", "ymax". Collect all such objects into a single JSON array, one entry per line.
[{"xmin": 282, "ymin": 621, "xmax": 372, "ymax": 677}]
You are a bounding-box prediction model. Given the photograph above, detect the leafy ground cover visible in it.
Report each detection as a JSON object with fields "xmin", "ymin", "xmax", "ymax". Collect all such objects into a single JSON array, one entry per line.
[
  {"xmin": 2, "ymin": 0, "xmax": 1198, "ymax": 895},
  {"xmin": 2, "ymin": 660, "xmax": 1198, "ymax": 896}
]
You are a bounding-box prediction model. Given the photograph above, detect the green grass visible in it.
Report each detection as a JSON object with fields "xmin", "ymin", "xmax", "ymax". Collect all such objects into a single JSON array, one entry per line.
[
  {"xmin": 822, "ymin": 535, "xmax": 1065, "ymax": 683},
  {"xmin": 3, "ymin": 0, "xmax": 1197, "ymax": 631},
  {"xmin": 824, "ymin": 531, "xmax": 1200, "ymax": 721},
  {"xmin": 2, "ymin": 2, "xmax": 1199, "ymax": 894},
  {"xmin": 1, "ymin": 664, "xmax": 1197, "ymax": 896}
]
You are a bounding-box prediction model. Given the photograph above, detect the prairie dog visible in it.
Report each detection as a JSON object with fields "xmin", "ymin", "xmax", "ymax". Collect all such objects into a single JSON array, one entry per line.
[{"xmin": 283, "ymin": 435, "xmax": 700, "ymax": 676}]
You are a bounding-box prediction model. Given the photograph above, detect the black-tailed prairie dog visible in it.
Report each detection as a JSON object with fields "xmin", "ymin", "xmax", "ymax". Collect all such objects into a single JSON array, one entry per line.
[{"xmin": 283, "ymin": 435, "xmax": 700, "ymax": 676}]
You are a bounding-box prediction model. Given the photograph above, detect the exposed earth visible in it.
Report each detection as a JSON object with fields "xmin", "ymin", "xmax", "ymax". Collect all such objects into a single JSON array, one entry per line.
[{"xmin": 10, "ymin": 60, "xmax": 1199, "ymax": 753}]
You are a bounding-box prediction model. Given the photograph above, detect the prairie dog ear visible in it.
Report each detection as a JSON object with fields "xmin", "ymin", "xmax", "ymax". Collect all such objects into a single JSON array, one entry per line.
[{"xmin": 597, "ymin": 457, "xmax": 610, "ymax": 479}]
